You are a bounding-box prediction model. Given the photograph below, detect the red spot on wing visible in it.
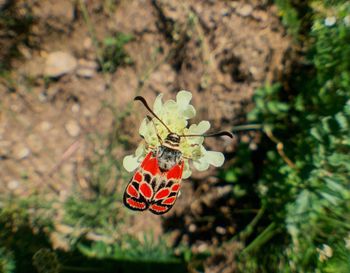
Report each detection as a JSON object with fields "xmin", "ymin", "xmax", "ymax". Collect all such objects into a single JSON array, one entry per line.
[
  {"xmin": 126, "ymin": 184, "xmax": 139, "ymax": 198},
  {"xmin": 171, "ymin": 183, "xmax": 180, "ymax": 192},
  {"xmin": 140, "ymin": 152, "xmax": 152, "ymax": 166},
  {"xmin": 126, "ymin": 198, "xmax": 146, "ymax": 210},
  {"xmin": 134, "ymin": 172, "xmax": 142, "ymax": 183},
  {"xmin": 139, "ymin": 182, "xmax": 153, "ymax": 199},
  {"xmin": 149, "ymin": 204, "xmax": 168, "ymax": 213},
  {"xmin": 162, "ymin": 196, "xmax": 176, "ymax": 205},
  {"xmin": 154, "ymin": 188, "xmax": 170, "ymax": 200},
  {"xmin": 166, "ymin": 161, "xmax": 184, "ymax": 180},
  {"xmin": 141, "ymin": 152, "xmax": 159, "ymax": 176}
]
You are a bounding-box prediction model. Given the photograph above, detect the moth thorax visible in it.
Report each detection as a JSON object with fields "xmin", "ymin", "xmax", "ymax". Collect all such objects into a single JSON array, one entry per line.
[
  {"xmin": 156, "ymin": 146, "xmax": 182, "ymax": 171},
  {"xmin": 164, "ymin": 133, "xmax": 180, "ymax": 148}
]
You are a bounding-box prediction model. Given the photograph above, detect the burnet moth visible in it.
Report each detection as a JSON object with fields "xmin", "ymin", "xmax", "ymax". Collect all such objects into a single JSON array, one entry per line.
[{"xmin": 123, "ymin": 96, "xmax": 233, "ymax": 215}]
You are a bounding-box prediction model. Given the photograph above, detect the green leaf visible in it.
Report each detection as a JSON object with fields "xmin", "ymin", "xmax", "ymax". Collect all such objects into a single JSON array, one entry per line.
[
  {"xmin": 224, "ymin": 169, "xmax": 238, "ymax": 183},
  {"xmin": 311, "ymin": 127, "xmax": 323, "ymax": 142},
  {"xmin": 335, "ymin": 112, "xmax": 349, "ymax": 130}
]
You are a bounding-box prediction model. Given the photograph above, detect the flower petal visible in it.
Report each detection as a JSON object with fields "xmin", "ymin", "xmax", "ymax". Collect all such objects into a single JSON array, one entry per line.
[
  {"xmin": 143, "ymin": 122, "xmax": 156, "ymax": 144},
  {"xmin": 123, "ymin": 155, "xmax": 141, "ymax": 172},
  {"xmin": 163, "ymin": 100, "xmax": 177, "ymax": 112},
  {"xmin": 176, "ymin": 90, "xmax": 192, "ymax": 107},
  {"xmin": 205, "ymin": 151, "xmax": 225, "ymax": 167},
  {"xmin": 135, "ymin": 143, "xmax": 145, "ymax": 157},
  {"xmin": 153, "ymin": 94, "xmax": 163, "ymax": 114},
  {"xmin": 189, "ymin": 120, "xmax": 210, "ymax": 134},
  {"xmin": 182, "ymin": 105, "xmax": 196, "ymax": 119},
  {"xmin": 170, "ymin": 118, "xmax": 187, "ymax": 133},
  {"xmin": 182, "ymin": 169, "xmax": 192, "ymax": 179},
  {"xmin": 193, "ymin": 157, "xmax": 210, "ymax": 171},
  {"xmin": 182, "ymin": 160, "xmax": 192, "ymax": 179},
  {"xmin": 139, "ymin": 118, "xmax": 148, "ymax": 136}
]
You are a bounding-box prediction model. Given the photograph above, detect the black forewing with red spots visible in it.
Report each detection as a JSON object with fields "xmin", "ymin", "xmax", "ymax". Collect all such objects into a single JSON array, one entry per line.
[{"xmin": 123, "ymin": 152, "xmax": 184, "ymax": 215}]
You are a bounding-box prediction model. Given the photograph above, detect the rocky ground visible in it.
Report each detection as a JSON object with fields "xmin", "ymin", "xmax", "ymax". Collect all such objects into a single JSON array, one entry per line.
[{"xmin": 0, "ymin": 0, "xmax": 291, "ymax": 271}]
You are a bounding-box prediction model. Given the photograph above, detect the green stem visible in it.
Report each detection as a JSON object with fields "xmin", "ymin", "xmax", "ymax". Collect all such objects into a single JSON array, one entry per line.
[
  {"xmin": 229, "ymin": 205, "xmax": 265, "ymax": 243},
  {"xmin": 242, "ymin": 222, "xmax": 278, "ymax": 255},
  {"xmin": 319, "ymin": 215, "xmax": 350, "ymax": 229}
]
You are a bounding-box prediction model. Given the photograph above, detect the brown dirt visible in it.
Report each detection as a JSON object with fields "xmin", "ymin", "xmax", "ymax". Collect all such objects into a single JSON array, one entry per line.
[{"xmin": 0, "ymin": 0, "xmax": 291, "ymax": 271}]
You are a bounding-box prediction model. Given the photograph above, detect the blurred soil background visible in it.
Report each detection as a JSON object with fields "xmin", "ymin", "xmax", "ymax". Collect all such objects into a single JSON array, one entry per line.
[{"xmin": 1, "ymin": 0, "xmax": 349, "ymax": 273}]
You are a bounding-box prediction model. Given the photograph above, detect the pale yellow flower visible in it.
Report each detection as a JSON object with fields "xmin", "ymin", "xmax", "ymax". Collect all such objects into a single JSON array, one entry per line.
[
  {"xmin": 344, "ymin": 233, "xmax": 350, "ymax": 250},
  {"xmin": 316, "ymin": 244, "xmax": 333, "ymax": 262},
  {"xmin": 123, "ymin": 90, "xmax": 226, "ymax": 178}
]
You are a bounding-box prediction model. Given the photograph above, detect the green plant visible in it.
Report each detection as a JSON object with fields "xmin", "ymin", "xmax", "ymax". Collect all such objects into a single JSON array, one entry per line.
[
  {"xmin": 102, "ymin": 33, "xmax": 133, "ymax": 73},
  {"xmin": 229, "ymin": 1, "xmax": 350, "ymax": 272},
  {"xmin": 274, "ymin": 0, "xmax": 301, "ymax": 37},
  {"xmin": 78, "ymin": 232, "xmax": 179, "ymax": 263},
  {"xmin": 0, "ymin": 247, "xmax": 15, "ymax": 273},
  {"xmin": 0, "ymin": 1, "xmax": 34, "ymax": 71}
]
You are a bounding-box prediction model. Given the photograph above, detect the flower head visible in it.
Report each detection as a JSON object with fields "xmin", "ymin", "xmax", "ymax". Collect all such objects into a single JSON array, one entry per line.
[
  {"xmin": 325, "ymin": 16, "xmax": 336, "ymax": 27},
  {"xmin": 316, "ymin": 244, "xmax": 333, "ymax": 262},
  {"xmin": 123, "ymin": 90, "xmax": 226, "ymax": 178}
]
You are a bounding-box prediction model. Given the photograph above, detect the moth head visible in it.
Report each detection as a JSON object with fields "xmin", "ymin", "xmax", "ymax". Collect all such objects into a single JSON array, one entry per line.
[{"xmin": 165, "ymin": 133, "xmax": 181, "ymax": 145}]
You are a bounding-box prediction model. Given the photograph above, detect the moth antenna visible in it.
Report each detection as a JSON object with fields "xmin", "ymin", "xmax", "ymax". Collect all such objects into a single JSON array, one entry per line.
[
  {"xmin": 134, "ymin": 96, "xmax": 172, "ymax": 133},
  {"xmin": 180, "ymin": 131, "xmax": 233, "ymax": 138}
]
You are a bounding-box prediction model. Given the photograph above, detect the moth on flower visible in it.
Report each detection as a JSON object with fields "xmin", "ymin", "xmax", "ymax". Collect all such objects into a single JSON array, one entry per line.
[{"xmin": 123, "ymin": 91, "xmax": 232, "ymax": 214}]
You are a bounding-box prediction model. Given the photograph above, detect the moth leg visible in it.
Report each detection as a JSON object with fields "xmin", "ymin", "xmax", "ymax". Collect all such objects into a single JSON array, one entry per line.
[
  {"xmin": 145, "ymin": 142, "xmax": 156, "ymax": 151},
  {"xmin": 190, "ymin": 143, "xmax": 200, "ymax": 147}
]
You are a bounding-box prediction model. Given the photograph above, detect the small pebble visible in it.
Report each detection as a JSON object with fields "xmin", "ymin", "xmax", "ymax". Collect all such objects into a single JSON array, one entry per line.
[
  {"xmin": 197, "ymin": 243, "xmax": 208, "ymax": 253},
  {"xmin": 76, "ymin": 68, "xmax": 95, "ymax": 78},
  {"xmin": 44, "ymin": 51, "xmax": 77, "ymax": 77},
  {"xmin": 76, "ymin": 59, "xmax": 98, "ymax": 78},
  {"xmin": 216, "ymin": 226, "xmax": 226, "ymax": 235},
  {"xmin": 249, "ymin": 142, "xmax": 258, "ymax": 150},
  {"xmin": 83, "ymin": 37, "xmax": 93, "ymax": 49},
  {"xmin": 13, "ymin": 145, "xmax": 30, "ymax": 160},
  {"xmin": 71, "ymin": 103, "xmax": 80, "ymax": 113},
  {"xmin": 78, "ymin": 59, "xmax": 98, "ymax": 69},
  {"xmin": 237, "ymin": 4, "xmax": 253, "ymax": 17},
  {"xmin": 189, "ymin": 224, "xmax": 197, "ymax": 232},
  {"xmin": 7, "ymin": 180, "xmax": 20, "ymax": 190},
  {"xmin": 40, "ymin": 121, "xmax": 52, "ymax": 131},
  {"xmin": 65, "ymin": 120, "xmax": 80, "ymax": 137}
]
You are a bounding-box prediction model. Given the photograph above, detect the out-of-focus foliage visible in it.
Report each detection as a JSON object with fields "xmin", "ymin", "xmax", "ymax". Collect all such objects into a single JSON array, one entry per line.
[
  {"xmin": 78, "ymin": 233, "xmax": 177, "ymax": 262},
  {"xmin": 0, "ymin": 198, "xmax": 53, "ymax": 273},
  {"xmin": 274, "ymin": 0, "xmax": 301, "ymax": 37},
  {"xmin": 231, "ymin": 0, "xmax": 350, "ymax": 272},
  {"xmin": 0, "ymin": 1, "xmax": 34, "ymax": 71},
  {"xmin": 0, "ymin": 247, "xmax": 15, "ymax": 273}
]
